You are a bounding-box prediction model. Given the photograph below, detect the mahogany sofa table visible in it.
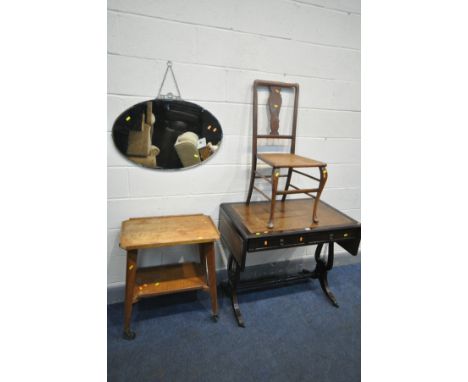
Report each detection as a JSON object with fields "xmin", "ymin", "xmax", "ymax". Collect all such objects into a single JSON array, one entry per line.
[
  {"xmin": 119, "ymin": 214, "xmax": 220, "ymax": 340},
  {"xmin": 219, "ymin": 199, "xmax": 361, "ymax": 327}
]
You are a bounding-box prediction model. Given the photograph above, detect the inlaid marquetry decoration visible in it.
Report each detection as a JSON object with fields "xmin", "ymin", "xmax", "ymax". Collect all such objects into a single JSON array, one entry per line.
[{"xmin": 268, "ymin": 86, "xmax": 282, "ymax": 135}]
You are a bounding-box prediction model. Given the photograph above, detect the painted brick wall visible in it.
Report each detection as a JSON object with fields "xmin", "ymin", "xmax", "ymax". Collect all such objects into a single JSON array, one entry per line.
[{"xmin": 107, "ymin": 0, "xmax": 361, "ymax": 286}]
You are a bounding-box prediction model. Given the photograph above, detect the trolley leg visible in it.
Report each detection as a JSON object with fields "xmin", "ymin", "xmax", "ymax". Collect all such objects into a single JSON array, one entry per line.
[{"xmin": 123, "ymin": 249, "xmax": 138, "ymax": 340}]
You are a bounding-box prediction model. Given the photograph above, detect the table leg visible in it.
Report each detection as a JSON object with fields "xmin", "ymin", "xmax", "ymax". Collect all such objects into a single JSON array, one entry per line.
[
  {"xmin": 198, "ymin": 244, "xmax": 207, "ymax": 283},
  {"xmin": 203, "ymin": 242, "xmax": 218, "ymax": 320},
  {"xmin": 123, "ymin": 249, "xmax": 138, "ymax": 340},
  {"xmin": 313, "ymin": 243, "xmax": 339, "ymax": 307},
  {"xmin": 227, "ymin": 254, "xmax": 245, "ymax": 327}
]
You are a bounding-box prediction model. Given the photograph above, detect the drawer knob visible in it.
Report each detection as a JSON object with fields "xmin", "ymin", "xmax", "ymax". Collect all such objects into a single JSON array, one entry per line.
[
  {"xmin": 280, "ymin": 238, "xmax": 284, "ymax": 245},
  {"xmin": 264, "ymin": 240, "xmax": 268, "ymax": 246},
  {"xmin": 344, "ymin": 233, "xmax": 349, "ymax": 237},
  {"xmin": 299, "ymin": 236, "xmax": 303, "ymax": 242}
]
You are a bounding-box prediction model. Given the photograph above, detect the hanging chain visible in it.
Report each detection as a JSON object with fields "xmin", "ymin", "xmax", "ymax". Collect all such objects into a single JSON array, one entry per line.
[{"xmin": 157, "ymin": 61, "xmax": 182, "ymax": 100}]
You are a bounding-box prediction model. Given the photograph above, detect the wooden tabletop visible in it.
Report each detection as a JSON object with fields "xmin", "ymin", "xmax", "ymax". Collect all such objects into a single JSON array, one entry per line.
[
  {"xmin": 120, "ymin": 214, "xmax": 220, "ymax": 250},
  {"xmin": 229, "ymin": 199, "xmax": 357, "ymax": 234}
]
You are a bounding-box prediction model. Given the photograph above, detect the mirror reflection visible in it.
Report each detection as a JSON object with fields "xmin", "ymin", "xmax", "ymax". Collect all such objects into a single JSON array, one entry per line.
[{"xmin": 112, "ymin": 100, "xmax": 223, "ymax": 169}]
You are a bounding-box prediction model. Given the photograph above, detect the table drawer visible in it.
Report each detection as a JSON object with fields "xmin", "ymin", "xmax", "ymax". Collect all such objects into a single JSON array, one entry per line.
[
  {"xmin": 248, "ymin": 233, "xmax": 321, "ymax": 251},
  {"xmin": 248, "ymin": 236, "xmax": 298, "ymax": 251},
  {"xmin": 328, "ymin": 229, "xmax": 358, "ymax": 241},
  {"xmin": 247, "ymin": 229, "xmax": 358, "ymax": 252}
]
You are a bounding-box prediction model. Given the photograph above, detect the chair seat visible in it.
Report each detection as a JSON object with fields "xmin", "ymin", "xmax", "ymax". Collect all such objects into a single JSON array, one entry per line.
[{"xmin": 258, "ymin": 153, "xmax": 326, "ymax": 168}]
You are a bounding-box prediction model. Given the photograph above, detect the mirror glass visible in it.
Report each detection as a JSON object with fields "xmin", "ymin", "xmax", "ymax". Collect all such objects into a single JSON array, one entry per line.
[{"xmin": 112, "ymin": 99, "xmax": 223, "ymax": 170}]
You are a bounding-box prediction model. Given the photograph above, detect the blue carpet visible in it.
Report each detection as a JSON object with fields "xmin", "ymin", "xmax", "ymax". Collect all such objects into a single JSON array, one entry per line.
[{"xmin": 108, "ymin": 263, "xmax": 360, "ymax": 382}]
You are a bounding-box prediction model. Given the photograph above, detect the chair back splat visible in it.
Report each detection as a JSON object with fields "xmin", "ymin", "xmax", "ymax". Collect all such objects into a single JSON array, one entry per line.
[{"xmin": 252, "ymin": 80, "xmax": 299, "ymax": 145}]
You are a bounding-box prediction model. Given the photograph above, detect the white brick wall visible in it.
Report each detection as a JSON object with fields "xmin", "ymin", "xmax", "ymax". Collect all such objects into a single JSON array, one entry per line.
[{"xmin": 107, "ymin": 0, "xmax": 360, "ymax": 286}]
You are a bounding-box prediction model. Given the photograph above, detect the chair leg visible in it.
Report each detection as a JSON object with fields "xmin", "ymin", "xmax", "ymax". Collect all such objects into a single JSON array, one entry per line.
[
  {"xmin": 267, "ymin": 167, "xmax": 279, "ymax": 229},
  {"xmin": 312, "ymin": 166, "xmax": 328, "ymax": 224},
  {"xmin": 246, "ymin": 160, "xmax": 257, "ymax": 204},
  {"xmin": 281, "ymin": 168, "xmax": 293, "ymax": 202}
]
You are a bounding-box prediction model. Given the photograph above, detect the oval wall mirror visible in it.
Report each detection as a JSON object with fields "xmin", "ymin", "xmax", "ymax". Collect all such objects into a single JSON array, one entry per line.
[{"xmin": 112, "ymin": 99, "xmax": 223, "ymax": 170}]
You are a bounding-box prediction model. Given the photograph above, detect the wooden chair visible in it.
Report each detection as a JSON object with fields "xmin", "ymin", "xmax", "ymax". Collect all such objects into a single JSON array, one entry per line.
[
  {"xmin": 246, "ymin": 80, "xmax": 328, "ymax": 229},
  {"xmin": 127, "ymin": 101, "xmax": 160, "ymax": 168}
]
